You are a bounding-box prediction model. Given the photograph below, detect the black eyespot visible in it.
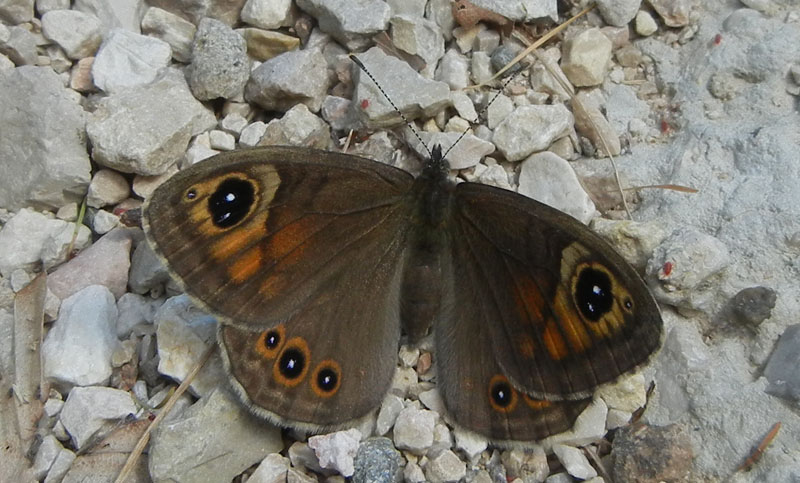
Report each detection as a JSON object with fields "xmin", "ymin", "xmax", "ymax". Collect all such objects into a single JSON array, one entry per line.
[
  {"xmin": 575, "ymin": 267, "xmax": 614, "ymax": 321},
  {"xmin": 278, "ymin": 348, "xmax": 305, "ymax": 380},
  {"xmin": 185, "ymin": 188, "xmax": 197, "ymax": 200},
  {"xmin": 316, "ymin": 368, "xmax": 339, "ymax": 393},
  {"xmin": 490, "ymin": 380, "xmax": 514, "ymax": 408},
  {"xmin": 208, "ymin": 178, "xmax": 254, "ymax": 228},
  {"xmin": 264, "ymin": 330, "xmax": 280, "ymax": 350}
]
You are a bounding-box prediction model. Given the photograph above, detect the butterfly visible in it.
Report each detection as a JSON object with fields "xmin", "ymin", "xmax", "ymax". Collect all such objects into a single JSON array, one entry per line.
[{"xmin": 142, "ymin": 140, "xmax": 662, "ymax": 444}]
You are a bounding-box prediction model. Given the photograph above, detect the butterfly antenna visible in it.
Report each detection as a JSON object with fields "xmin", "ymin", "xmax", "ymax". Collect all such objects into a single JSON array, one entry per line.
[
  {"xmin": 441, "ymin": 68, "xmax": 521, "ymax": 160},
  {"xmin": 350, "ymin": 54, "xmax": 434, "ymax": 159}
]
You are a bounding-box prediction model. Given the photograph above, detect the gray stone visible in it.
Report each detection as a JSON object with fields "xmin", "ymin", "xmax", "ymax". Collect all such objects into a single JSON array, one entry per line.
[
  {"xmin": 435, "ymin": 48, "xmax": 470, "ymax": 90},
  {"xmin": 352, "ymin": 437, "xmax": 403, "ymax": 483},
  {"xmin": 425, "ymin": 449, "xmax": 466, "ymax": 483},
  {"xmin": 239, "ymin": 121, "xmax": 268, "ymax": 147},
  {"xmin": 86, "ymin": 169, "xmax": 130, "ymax": 208},
  {"xmin": 209, "ymin": 129, "xmax": 236, "ymax": 150},
  {"xmin": 42, "ymin": 285, "xmax": 119, "ymax": 390},
  {"xmin": 0, "ymin": 66, "xmax": 90, "ymax": 211},
  {"xmin": 0, "ymin": 25, "xmax": 37, "ymax": 65},
  {"xmin": 259, "ymin": 103, "xmax": 332, "ymax": 150},
  {"xmin": 220, "ymin": 112, "xmax": 248, "ymax": 135},
  {"xmin": 87, "ymin": 68, "xmax": 216, "ymax": 175},
  {"xmin": 453, "ymin": 427, "xmax": 487, "ymax": 460},
  {"xmin": 47, "ymin": 227, "xmax": 134, "ymax": 300},
  {"xmin": 308, "ymin": 429, "xmax": 361, "ymax": 477},
  {"xmin": 634, "ymin": 10, "xmax": 658, "ymax": 36},
  {"xmin": 60, "ymin": 386, "xmax": 136, "ymax": 450},
  {"xmin": 128, "ymin": 239, "xmax": 171, "ymax": 295},
  {"xmin": 0, "ymin": 208, "xmax": 91, "ymax": 276},
  {"xmin": 246, "ymin": 48, "xmax": 331, "ymax": 113},
  {"xmin": 573, "ymin": 90, "xmax": 621, "ymax": 157},
  {"xmin": 731, "ymin": 286, "xmax": 776, "ymax": 327},
  {"xmin": 149, "ymin": 387, "xmax": 283, "ymax": 482},
  {"xmin": 518, "ymin": 151, "xmax": 596, "ymax": 224},
  {"xmin": 249, "ymin": 453, "xmax": 290, "ymax": 483},
  {"xmin": 89, "ymin": 209, "xmax": 120, "ymax": 235},
  {"xmin": 43, "ymin": 447, "xmax": 76, "ymax": 483},
  {"xmin": 764, "ymin": 324, "xmax": 800, "ymax": 401},
  {"xmin": 553, "ymin": 444, "xmax": 597, "ymax": 480},
  {"xmin": 32, "ymin": 434, "xmax": 63, "ymax": 481},
  {"xmin": 296, "ymin": 0, "xmax": 391, "ymax": 49},
  {"xmin": 390, "ymin": 14, "xmax": 445, "ymax": 76},
  {"xmin": 36, "ymin": 0, "xmax": 72, "ymax": 15},
  {"xmin": 141, "ymin": 6, "xmax": 196, "ymax": 63},
  {"xmin": 646, "ymin": 0, "xmax": 690, "ymax": 27},
  {"xmin": 116, "ymin": 292, "xmax": 161, "ymax": 337},
  {"xmin": 146, "ymin": 0, "xmax": 245, "ymax": 26},
  {"xmin": 493, "ymin": 104, "xmax": 574, "ymax": 161},
  {"xmin": 41, "ymin": 9, "xmax": 103, "ymax": 59},
  {"xmin": 596, "ymin": 0, "xmax": 642, "ymax": 27},
  {"xmin": 393, "ymin": 406, "xmax": 436, "ymax": 453},
  {"xmin": 646, "ymin": 228, "xmax": 731, "ymax": 311},
  {"xmin": 0, "ymin": 0, "xmax": 34, "ymax": 23},
  {"xmin": 155, "ymin": 295, "xmax": 227, "ymax": 397},
  {"xmin": 351, "ymin": 47, "xmax": 450, "ymax": 129},
  {"xmin": 186, "ymin": 17, "xmax": 250, "ymax": 100},
  {"xmin": 73, "ymin": 0, "xmax": 146, "ymax": 34},
  {"xmin": 91, "ymin": 29, "xmax": 172, "ymax": 93},
  {"xmin": 561, "ymin": 28, "xmax": 613, "ymax": 87},
  {"xmin": 465, "ymin": 0, "xmax": 557, "ymax": 22},
  {"xmin": 241, "ymin": 0, "xmax": 292, "ymax": 30},
  {"xmin": 237, "ymin": 27, "xmax": 301, "ymax": 61}
]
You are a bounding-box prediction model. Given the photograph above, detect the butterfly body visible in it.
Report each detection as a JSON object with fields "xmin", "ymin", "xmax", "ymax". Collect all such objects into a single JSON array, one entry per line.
[{"xmin": 143, "ymin": 145, "xmax": 662, "ymax": 443}]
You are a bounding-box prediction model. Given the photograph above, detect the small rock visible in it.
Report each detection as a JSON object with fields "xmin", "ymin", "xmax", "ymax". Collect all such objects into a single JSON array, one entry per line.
[
  {"xmin": 258, "ymin": 103, "xmax": 332, "ymax": 150},
  {"xmin": 553, "ymin": 444, "xmax": 598, "ymax": 480},
  {"xmin": 45, "ymin": 447, "xmax": 76, "ymax": 483},
  {"xmin": 149, "ymin": 388, "xmax": 283, "ymax": 482},
  {"xmin": 155, "ymin": 295, "xmax": 226, "ymax": 397},
  {"xmin": 289, "ymin": 441, "xmax": 329, "ymax": 475},
  {"xmin": 141, "ymin": 6, "xmax": 197, "ymax": 63},
  {"xmin": 33, "ymin": 434, "xmax": 63, "ymax": 480},
  {"xmin": 60, "ymin": 386, "xmax": 136, "ymax": 450},
  {"xmin": 436, "ymin": 48, "xmax": 470, "ymax": 90},
  {"xmin": 352, "ymin": 437, "xmax": 403, "ymax": 483},
  {"xmin": 502, "ymin": 446, "xmax": 549, "ymax": 481},
  {"xmin": 41, "ymin": 9, "xmax": 103, "ymax": 59},
  {"xmin": 425, "ymin": 449, "xmax": 467, "ymax": 483},
  {"xmin": 0, "ymin": 208, "xmax": 91, "ymax": 277},
  {"xmin": 390, "ymin": 14, "xmax": 445, "ymax": 76},
  {"xmin": 47, "ymin": 228, "xmax": 134, "ymax": 300},
  {"xmin": 731, "ymin": 286, "xmax": 776, "ymax": 327},
  {"xmin": 241, "ymin": 0, "xmax": 292, "ymax": 30},
  {"xmin": 635, "ymin": 10, "xmax": 658, "ymax": 36},
  {"xmin": 453, "ymin": 427, "xmax": 488, "ymax": 460},
  {"xmin": 376, "ymin": 393, "xmax": 405, "ymax": 435},
  {"xmin": 518, "ymin": 151, "xmax": 596, "ymax": 224},
  {"xmin": 248, "ymin": 453, "xmax": 290, "ymax": 483},
  {"xmin": 493, "ymin": 104, "xmax": 574, "ymax": 161},
  {"xmin": 646, "ymin": 0, "xmax": 690, "ymax": 27},
  {"xmin": 86, "ymin": 169, "xmax": 130, "ymax": 208},
  {"xmin": 220, "ymin": 113, "xmax": 248, "ymax": 136},
  {"xmin": 611, "ymin": 423, "xmax": 693, "ymax": 483},
  {"xmin": 42, "ymin": 285, "xmax": 119, "ymax": 390},
  {"xmin": 116, "ymin": 292, "xmax": 161, "ymax": 337},
  {"xmin": 596, "ymin": 0, "xmax": 642, "ymax": 27},
  {"xmin": 393, "ymin": 406, "xmax": 437, "ymax": 453},
  {"xmin": 128, "ymin": 241, "xmax": 171, "ymax": 295},
  {"xmin": 0, "ymin": 25, "xmax": 38, "ymax": 65},
  {"xmin": 239, "ymin": 121, "xmax": 268, "ymax": 147},
  {"xmin": 295, "ymin": 0, "xmax": 391, "ymax": 49},
  {"xmin": 561, "ymin": 28, "xmax": 613, "ymax": 87},
  {"xmin": 595, "ymin": 373, "xmax": 647, "ymax": 413},
  {"xmin": 209, "ymin": 130, "xmax": 236, "ymax": 151},
  {"xmin": 237, "ymin": 27, "xmax": 301, "ymax": 62},
  {"xmin": 186, "ymin": 18, "xmax": 250, "ymax": 100},
  {"xmin": 308, "ymin": 428, "xmax": 362, "ymax": 477},
  {"xmin": 764, "ymin": 324, "xmax": 800, "ymax": 402},
  {"xmin": 245, "ymin": 48, "xmax": 331, "ymax": 113},
  {"xmin": 92, "ymin": 29, "xmax": 172, "ymax": 93},
  {"xmin": 90, "ymin": 209, "xmax": 120, "ymax": 235}
]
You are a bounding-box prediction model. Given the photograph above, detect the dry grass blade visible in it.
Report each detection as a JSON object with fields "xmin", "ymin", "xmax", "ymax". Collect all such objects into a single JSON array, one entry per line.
[
  {"xmin": 583, "ymin": 444, "xmax": 614, "ymax": 483},
  {"xmin": 622, "ymin": 184, "xmax": 699, "ymax": 193},
  {"xmin": 736, "ymin": 422, "xmax": 781, "ymax": 472},
  {"xmin": 114, "ymin": 343, "xmax": 216, "ymax": 483},
  {"xmin": 66, "ymin": 196, "xmax": 88, "ymax": 258},
  {"xmin": 464, "ymin": 4, "xmax": 594, "ymax": 89}
]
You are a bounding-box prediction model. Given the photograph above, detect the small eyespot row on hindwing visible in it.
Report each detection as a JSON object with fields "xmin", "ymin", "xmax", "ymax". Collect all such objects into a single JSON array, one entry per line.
[
  {"xmin": 272, "ymin": 337, "xmax": 310, "ymax": 388},
  {"xmin": 311, "ymin": 360, "xmax": 342, "ymax": 398},
  {"xmin": 256, "ymin": 325, "xmax": 285, "ymax": 360}
]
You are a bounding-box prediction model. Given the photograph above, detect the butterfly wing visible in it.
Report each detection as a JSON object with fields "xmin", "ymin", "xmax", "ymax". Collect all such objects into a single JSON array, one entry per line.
[
  {"xmin": 446, "ymin": 182, "xmax": 662, "ymax": 401},
  {"xmin": 144, "ymin": 146, "xmax": 414, "ymax": 428},
  {"xmin": 435, "ymin": 278, "xmax": 591, "ymax": 441}
]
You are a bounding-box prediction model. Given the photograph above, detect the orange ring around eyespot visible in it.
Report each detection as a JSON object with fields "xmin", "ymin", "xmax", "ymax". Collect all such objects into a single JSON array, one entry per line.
[
  {"xmin": 488, "ymin": 375, "xmax": 518, "ymax": 414},
  {"xmin": 272, "ymin": 336, "xmax": 310, "ymax": 388},
  {"xmin": 523, "ymin": 394, "xmax": 553, "ymax": 411},
  {"xmin": 311, "ymin": 359, "xmax": 342, "ymax": 398},
  {"xmin": 255, "ymin": 325, "xmax": 285, "ymax": 360}
]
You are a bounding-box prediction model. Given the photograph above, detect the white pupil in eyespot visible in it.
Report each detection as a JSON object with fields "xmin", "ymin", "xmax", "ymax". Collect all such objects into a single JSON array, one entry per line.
[{"xmin": 225, "ymin": 193, "xmax": 235, "ymax": 202}]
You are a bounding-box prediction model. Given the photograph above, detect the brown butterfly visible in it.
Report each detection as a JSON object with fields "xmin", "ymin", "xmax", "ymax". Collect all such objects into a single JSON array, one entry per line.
[{"xmin": 143, "ymin": 142, "xmax": 663, "ymax": 444}]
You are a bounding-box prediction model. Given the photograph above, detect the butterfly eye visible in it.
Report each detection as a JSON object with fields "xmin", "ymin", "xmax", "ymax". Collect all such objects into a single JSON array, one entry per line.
[
  {"xmin": 208, "ymin": 177, "xmax": 255, "ymax": 228},
  {"xmin": 574, "ymin": 267, "xmax": 614, "ymax": 321}
]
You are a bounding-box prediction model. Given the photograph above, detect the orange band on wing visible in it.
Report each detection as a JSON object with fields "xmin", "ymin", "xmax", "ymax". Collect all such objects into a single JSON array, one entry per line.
[{"xmin": 228, "ymin": 246, "xmax": 263, "ymax": 283}]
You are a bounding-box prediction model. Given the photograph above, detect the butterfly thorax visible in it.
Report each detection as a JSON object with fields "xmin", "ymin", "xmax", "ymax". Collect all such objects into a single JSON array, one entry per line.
[{"xmin": 399, "ymin": 145, "xmax": 454, "ymax": 341}]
